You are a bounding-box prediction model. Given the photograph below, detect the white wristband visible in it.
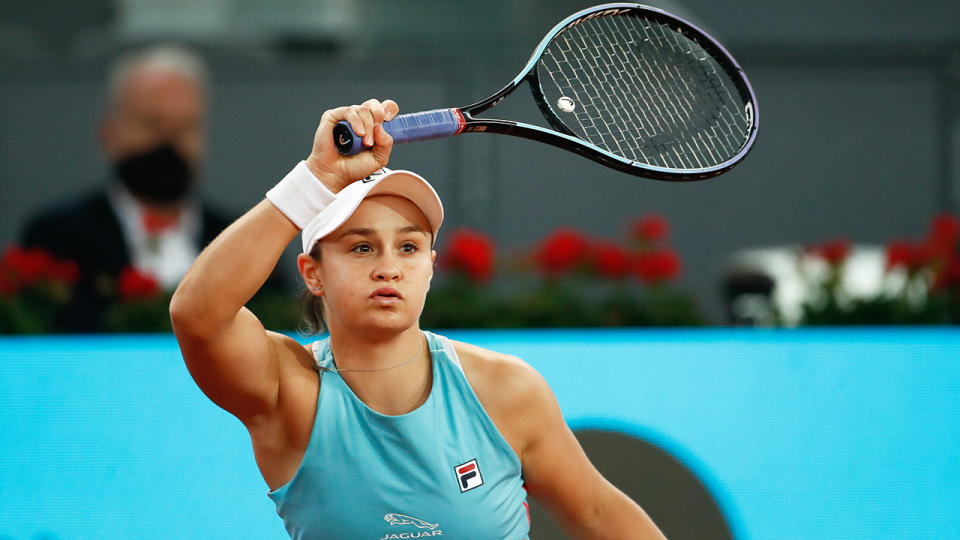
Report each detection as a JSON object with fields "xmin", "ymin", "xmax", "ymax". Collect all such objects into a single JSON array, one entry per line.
[{"xmin": 266, "ymin": 161, "xmax": 336, "ymax": 229}]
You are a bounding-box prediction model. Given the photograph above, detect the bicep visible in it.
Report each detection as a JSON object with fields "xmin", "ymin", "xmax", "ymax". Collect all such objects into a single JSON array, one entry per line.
[{"xmin": 175, "ymin": 306, "xmax": 286, "ymax": 422}]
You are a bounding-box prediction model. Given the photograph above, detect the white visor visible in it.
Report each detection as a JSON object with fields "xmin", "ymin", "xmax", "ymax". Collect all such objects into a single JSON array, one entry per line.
[{"xmin": 301, "ymin": 168, "xmax": 444, "ymax": 254}]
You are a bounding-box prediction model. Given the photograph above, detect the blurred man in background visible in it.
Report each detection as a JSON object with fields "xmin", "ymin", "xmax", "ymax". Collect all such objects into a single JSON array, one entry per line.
[{"xmin": 19, "ymin": 44, "xmax": 232, "ymax": 331}]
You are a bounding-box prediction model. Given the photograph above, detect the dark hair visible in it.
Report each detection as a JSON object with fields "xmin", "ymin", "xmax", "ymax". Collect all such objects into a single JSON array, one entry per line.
[{"xmin": 299, "ymin": 244, "xmax": 327, "ymax": 335}]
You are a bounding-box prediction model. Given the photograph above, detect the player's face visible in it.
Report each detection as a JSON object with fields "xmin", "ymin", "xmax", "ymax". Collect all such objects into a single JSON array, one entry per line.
[
  {"xmin": 100, "ymin": 67, "xmax": 206, "ymax": 167},
  {"xmin": 315, "ymin": 195, "xmax": 435, "ymax": 336}
]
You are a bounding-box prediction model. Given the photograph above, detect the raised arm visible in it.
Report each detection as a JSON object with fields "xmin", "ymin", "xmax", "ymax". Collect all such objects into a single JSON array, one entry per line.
[{"xmin": 169, "ymin": 99, "xmax": 398, "ymax": 423}]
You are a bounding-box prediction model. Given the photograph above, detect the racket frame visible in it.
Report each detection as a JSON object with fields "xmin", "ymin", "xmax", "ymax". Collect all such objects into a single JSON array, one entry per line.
[{"xmin": 336, "ymin": 3, "xmax": 759, "ymax": 181}]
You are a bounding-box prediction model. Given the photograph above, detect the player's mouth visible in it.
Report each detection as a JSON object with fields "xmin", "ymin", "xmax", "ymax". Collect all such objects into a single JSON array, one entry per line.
[{"xmin": 369, "ymin": 288, "xmax": 403, "ymax": 304}]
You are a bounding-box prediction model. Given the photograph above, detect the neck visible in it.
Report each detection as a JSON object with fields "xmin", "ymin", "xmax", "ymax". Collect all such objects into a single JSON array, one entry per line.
[
  {"xmin": 327, "ymin": 326, "xmax": 425, "ymax": 372},
  {"xmin": 327, "ymin": 327, "xmax": 432, "ymax": 416}
]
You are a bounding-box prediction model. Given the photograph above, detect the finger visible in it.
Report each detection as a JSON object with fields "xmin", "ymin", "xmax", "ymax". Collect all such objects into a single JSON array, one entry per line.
[
  {"xmin": 381, "ymin": 100, "xmax": 400, "ymax": 122},
  {"xmin": 318, "ymin": 106, "xmax": 352, "ymax": 137},
  {"xmin": 351, "ymin": 105, "xmax": 377, "ymax": 147},
  {"xmin": 361, "ymin": 98, "xmax": 387, "ymax": 125}
]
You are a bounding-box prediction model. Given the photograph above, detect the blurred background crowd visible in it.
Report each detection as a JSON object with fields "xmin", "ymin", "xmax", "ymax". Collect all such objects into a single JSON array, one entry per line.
[{"xmin": 2, "ymin": 0, "xmax": 959, "ymax": 333}]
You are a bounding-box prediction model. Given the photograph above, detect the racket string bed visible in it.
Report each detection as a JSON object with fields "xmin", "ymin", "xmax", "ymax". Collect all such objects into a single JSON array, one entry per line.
[
  {"xmin": 537, "ymin": 11, "xmax": 749, "ymax": 171},
  {"xmin": 659, "ymin": 23, "xmax": 746, "ymax": 155},
  {"xmin": 654, "ymin": 19, "xmax": 744, "ymax": 163},
  {"xmin": 541, "ymin": 16, "xmax": 690, "ymax": 168}
]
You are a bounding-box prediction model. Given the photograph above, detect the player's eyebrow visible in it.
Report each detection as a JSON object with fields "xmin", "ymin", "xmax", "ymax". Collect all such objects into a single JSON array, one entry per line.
[
  {"xmin": 335, "ymin": 227, "xmax": 376, "ymax": 240},
  {"xmin": 397, "ymin": 225, "xmax": 428, "ymax": 235},
  {"xmin": 336, "ymin": 225, "xmax": 429, "ymax": 240}
]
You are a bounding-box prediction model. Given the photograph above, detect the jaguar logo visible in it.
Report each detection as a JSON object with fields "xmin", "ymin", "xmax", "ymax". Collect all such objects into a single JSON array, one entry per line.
[{"xmin": 384, "ymin": 513, "xmax": 438, "ymax": 530}]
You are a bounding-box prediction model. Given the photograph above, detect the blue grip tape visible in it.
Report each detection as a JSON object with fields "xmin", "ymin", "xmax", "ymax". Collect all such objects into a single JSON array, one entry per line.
[{"xmin": 335, "ymin": 108, "xmax": 462, "ymax": 155}]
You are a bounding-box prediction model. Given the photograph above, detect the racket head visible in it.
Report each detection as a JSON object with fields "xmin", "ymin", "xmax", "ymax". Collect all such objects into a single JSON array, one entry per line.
[{"xmin": 522, "ymin": 3, "xmax": 758, "ymax": 181}]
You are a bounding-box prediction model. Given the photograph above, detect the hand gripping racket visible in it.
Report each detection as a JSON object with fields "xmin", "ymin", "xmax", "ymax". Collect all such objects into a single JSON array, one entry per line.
[{"xmin": 334, "ymin": 3, "xmax": 758, "ymax": 181}]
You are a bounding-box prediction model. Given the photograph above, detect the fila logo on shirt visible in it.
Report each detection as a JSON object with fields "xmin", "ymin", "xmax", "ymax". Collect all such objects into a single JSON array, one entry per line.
[{"xmin": 455, "ymin": 459, "xmax": 483, "ymax": 493}]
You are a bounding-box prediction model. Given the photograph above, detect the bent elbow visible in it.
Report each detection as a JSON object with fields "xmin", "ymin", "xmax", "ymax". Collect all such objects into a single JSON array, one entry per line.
[{"xmin": 169, "ymin": 288, "xmax": 207, "ymax": 337}]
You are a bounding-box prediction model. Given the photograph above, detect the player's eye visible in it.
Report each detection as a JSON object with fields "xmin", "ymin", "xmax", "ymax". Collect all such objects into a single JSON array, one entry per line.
[
  {"xmin": 351, "ymin": 243, "xmax": 373, "ymax": 253},
  {"xmin": 400, "ymin": 242, "xmax": 418, "ymax": 254}
]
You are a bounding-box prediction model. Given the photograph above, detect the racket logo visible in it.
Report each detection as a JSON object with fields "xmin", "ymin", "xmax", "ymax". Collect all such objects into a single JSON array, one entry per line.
[
  {"xmin": 744, "ymin": 102, "xmax": 755, "ymax": 134},
  {"xmin": 338, "ymin": 133, "xmax": 350, "ymax": 146},
  {"xmin": 455, "ymin": 459, "xmax": 483, "ymax": 493},
  {"xmin": 557, "ymin": 96, "xmax": 576, "ymax": 113}
]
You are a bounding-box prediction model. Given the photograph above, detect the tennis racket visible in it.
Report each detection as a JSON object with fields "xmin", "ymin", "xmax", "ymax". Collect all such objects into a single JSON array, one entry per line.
[{"xmin": 334, "ymin": 2, "xmax": 758, "ymax": 181}]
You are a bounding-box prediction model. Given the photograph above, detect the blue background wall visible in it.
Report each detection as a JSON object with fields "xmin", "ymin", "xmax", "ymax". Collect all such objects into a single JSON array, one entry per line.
[{"xmin": 1, "ymin": 328, "xmax": 958, "ymax": 539}]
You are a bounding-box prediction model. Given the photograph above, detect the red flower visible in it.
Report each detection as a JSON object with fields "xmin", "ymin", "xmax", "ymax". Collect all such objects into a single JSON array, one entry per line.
[
  {"xmin": 886, "ymin": 240, "xmax": 920, "ymax": 271},
  {"xmin": 632, "ymin": 249, "xmax": 681, "ymax": 284},
  {"xmin": 630, "ymin": 214, "xmax": 670, "ymax": 244},
  {"xmin": 118, "ymin": 267, "xmax": 160, "ymax": 300},
  {"xmin": 808, "ymin": 239, "xmax": 851, "ymax": 265},
  {"xmin": 1, "ymin": 245, "xmax": 79, "ymax": 287},
  {"xmin": 443, "ymin": 229, "xmax": 495, "ymax": 283},
  {"xmin": 933, "ymin": 257, "xmax": 960, "ymax": 292},
  {"xmin": 535, "ymin": 228, "xmax": 590, "ymax": 276},
  {"xmin": 3, "ymin": 246, "xmax": 50, "ymax": 285},
  {"xmin": 0, "ymin": 270, "xmax": 19, "ymax": 296},
  {"xmin": 592, "ymin": 241, "xmax": 630, "ymax": 278},
  {"xmin": 927, "ymin": 214, "xmax": 960, "ymax": 250}
]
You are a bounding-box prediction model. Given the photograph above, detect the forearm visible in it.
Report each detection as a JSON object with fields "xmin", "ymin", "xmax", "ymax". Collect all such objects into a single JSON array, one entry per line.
[
  {"xmin": 571, "ymin": 488, "xmax": 666, "ymax": 540},
  {"xmin": 170, "ymin": 199, "xmax": 298, "ymax": 334}
]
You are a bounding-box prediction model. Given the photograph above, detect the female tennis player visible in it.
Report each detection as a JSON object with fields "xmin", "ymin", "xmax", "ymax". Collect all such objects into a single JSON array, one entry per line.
[{"xmin": 170, "ymin": 99, "xmax": 666, "ymax": 539}]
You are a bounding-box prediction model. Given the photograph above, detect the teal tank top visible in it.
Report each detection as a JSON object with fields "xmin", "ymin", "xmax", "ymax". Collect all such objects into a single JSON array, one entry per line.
[{"xmin": 267, "ymin": 331, "xmax": 531, "ymax": 539}]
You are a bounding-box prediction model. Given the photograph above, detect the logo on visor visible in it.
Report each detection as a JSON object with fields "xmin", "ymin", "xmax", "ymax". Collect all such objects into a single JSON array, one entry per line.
[{"xmin": 362, "ymin": 169, "xmax": 387, "ymax": 183}]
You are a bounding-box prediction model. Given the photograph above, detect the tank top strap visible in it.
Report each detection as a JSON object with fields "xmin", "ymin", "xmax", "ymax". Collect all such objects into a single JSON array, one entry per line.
[
  {"xmin": 423, "ymin": 330, "xmax": 464, "ymax": 374},
  {"xmin": 311, "ymin": 337, "xmax": 335, "ymax": 370}
]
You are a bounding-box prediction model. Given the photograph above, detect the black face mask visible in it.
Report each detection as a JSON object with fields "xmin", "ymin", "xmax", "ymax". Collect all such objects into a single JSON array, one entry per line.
[{"xmin": 113, "ymin": 143, "xmax": 195, "ymax": 204}]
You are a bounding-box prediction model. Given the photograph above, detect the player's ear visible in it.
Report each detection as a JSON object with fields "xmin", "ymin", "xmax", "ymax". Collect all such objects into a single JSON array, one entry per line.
[
  {"xmin": 427, "ymin": 249, "xmax": 437, "ymax": 289},
  {"xmin": 298, "ymin": 253, "xmax": 323, "ymax": 294}
]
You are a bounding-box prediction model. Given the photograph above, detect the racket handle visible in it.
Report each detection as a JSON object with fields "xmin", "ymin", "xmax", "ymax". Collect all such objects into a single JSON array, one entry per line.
[{"xmin": 334, "ymin": 108, "xmax": 465, "ymax": 155}]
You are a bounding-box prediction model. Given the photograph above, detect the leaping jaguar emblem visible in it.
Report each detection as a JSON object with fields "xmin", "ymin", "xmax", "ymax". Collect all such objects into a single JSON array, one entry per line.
[{"xmin": 383, "ymin": 513, "xmax": 439, "ymax": 530}]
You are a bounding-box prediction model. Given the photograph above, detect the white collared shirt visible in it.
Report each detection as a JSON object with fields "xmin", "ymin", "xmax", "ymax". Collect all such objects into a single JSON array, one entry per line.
[{"xmin": 106, "ymin": 183, "xmax": 201, "ymax": 290}]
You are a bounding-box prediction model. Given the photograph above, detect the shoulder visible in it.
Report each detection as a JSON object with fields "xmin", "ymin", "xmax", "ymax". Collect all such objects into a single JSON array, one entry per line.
[
  {"xmin": 449, "ymin": 339, "xmax": 554, "ymax": 418},
  {"xmin": 450, "ymin": 339, "xmax": 539, "ymax": 385},
  {"xmin": 448, "ymin": 339, "xmax": 560, "ymax": 462},
  {"xmin": 269, "ymin": 330, "xmax": 320, "ymax": 373}
]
